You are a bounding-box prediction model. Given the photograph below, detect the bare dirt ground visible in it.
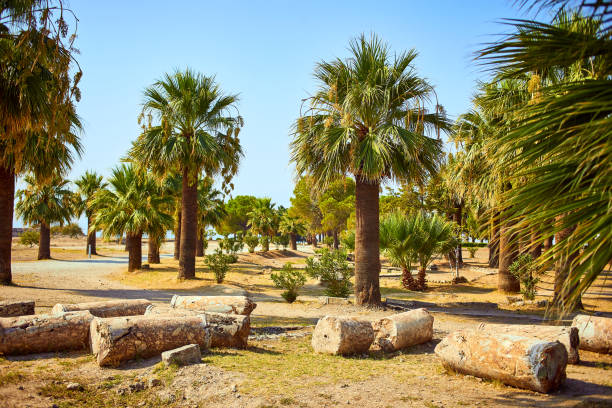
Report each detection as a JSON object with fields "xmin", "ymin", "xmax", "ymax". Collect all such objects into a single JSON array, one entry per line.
[{"xmin": 1, "ymin": 238, "xmax": 611, "ymax": 407}]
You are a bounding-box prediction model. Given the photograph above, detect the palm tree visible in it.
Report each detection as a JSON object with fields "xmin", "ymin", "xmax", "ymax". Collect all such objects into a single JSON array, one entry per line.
[
  {"xmin": 74, "ymin": 171, "xmax": 107, "ymax": 255},
  {"xmin": 248, "ymin": 198, "xmax": 277, "ymax": 252},
  {"xmin": 279, "ymin": 215, "xmax": 307, "ymax": 251},
  {"xmin": 479, "ymin": 5, "xmax": 610, "ymax": 311},
  {"xmin": 196, "ymin": 177, "xmax": 226, "ymax": 256},
  {"xmin": 129, "ymin": 69, "xmax": 243, "ymax": 279},
  {"xmin": 90, "ymin": 165, "xmax": 173, "ymax": 272},
  {"xmin": 290, "ymin": 34, "xmax": 448, "ymax": 306},
  {"xmin": 15, "ymin": 175, "xmax": 74, "ymax": 260}
]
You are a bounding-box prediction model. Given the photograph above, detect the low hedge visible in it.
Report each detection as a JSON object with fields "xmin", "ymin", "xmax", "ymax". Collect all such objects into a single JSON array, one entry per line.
[{"xmin": 461, "ymin": 242, "xmax": 487, "ymax": 248}]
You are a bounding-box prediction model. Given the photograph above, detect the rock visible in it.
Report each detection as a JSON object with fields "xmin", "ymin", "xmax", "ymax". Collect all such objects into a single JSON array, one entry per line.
[
  {"xmin": 476, "ymin": 323, "xmax": 580, "ymax": 364},
  {"xmin": 90, "ymin": 315, "xmax": 210, "ymax": 367},
  {"xmin": 506, "ymin": 296, "xmax": 522, "ymax": 304},
  {"xmin": 145, "ymin": 305, "xmax": 249, "ymax": 348},
  {"xmin": 148, "ymin": 378, "xmax": 162, "ymax": 388},
  {"xmin": 311, "ymin": 316, "xmax": 374, "ymax": 355},
  {"xmin": 435, "ymin": 329, "xmax": 567, "ymax": 393},
  {"xmin": 170, "ymin": 295, "xmax": 256, "ymax": 316},
  {"xmin": 429, "ymin": 265, "xmax": 438, "ymax": 271},
  {"xmin": 161, "ymin": 344, "xmax": 201, "ymax": 366},
  {"xmin": 0, "ymin": 300, "xmax": 35, "ymax": 317},
  {"xmin": 372, "ymin": 308, "xmax": 434, "ymax": 352},
  {"xmin": 0, "ymin": 311, "xmax": 94, "ymax": 355},
  {"xmin": 52, "ymin": 299, "xmax": 151, "ymax": 318},
  {"xmin": 66, "ymin": 383, "xmax": 83, "ymax": 391},
  {"xmin": 129, "ymin": 382, "xmax": 145, "ymax": 393},
  {"xmin": 116, "ymin": 387, "xmax": 128, "ymax": 396},
  {"xmin": 572, "ymin": 314, "xmax": 612, "ymax": 354}
]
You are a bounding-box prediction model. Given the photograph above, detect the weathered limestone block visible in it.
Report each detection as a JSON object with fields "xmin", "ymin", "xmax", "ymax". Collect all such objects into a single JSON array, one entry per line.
[
  {"xmin": 435, "ymin": 329, "xmax": 567, "ymax": 393},
  {"xmin": 161, "ymin": 344, "xmax": 201, "ymax": 366},
  {"xmin": 372, "ymin": 308, "xmax": 434, "ymax": 351},
  {"xmin": 52, "ymin": 299, "xmax": 151, "ymax": 317},
  {"xmin": 144, "ymin": 305, "xmax": 249, "ymax": 348},
  {"xmin": 572, "ymin": 314, "xmax": 612, "ymax": 354},
  {"xmin": 170, "ymin": 295, "xmax": 256, "ymax": 315},
  {"xmin": 477, "ymin": 323, "xmax": 580, "ymax": 364},
  {"xmin": 311, "ymin": 315, "xmax": 374, "ymax": 355},
  {"xmin": 90, "ymin": 315, "xmax": 211, "ymax": 367},
  {"xmin": 0, "ymin": 300, "xmax": 35, "ymax": 317},
  {"xmin": 0, "ymin": 311, "xmax": 94, "ymax": 355}
]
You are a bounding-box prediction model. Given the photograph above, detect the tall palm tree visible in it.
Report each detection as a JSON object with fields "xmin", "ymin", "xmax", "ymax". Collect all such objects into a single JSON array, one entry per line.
[
  {"xmin": 248, "ymin": 198, "xmax": 277, "ymax": 252},
  {"xmin": 15, "ymin": 175, "xmax": 74, "ymax": 259},
  {"xmin": 196, "ymin": 177, "xmax": 226, "ymax": 256},
  {"xmin": 279, "ymin": 215, "xmax": 307, "ymax": 251},
  {"xmin": 129, "ymin": 69, "xmax": 243, "ymax": 279},
  {"xmin": 90, "ymin": 165, "xmax": 173, "ymax": 272},
  {"xmin": 290, "ymin": 34, "xmax": 448, "ymax": 306},
  {"xmin": 479, "ymin": 5, "xmax": 610, "ymax": 311},
  {"xmin": 74, "ymin": 171, "xmax": 107, "ymax": 255}
]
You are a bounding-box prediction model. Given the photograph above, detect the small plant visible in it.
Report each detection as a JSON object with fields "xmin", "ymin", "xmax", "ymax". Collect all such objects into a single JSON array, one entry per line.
[
  {"xmin": 271, "ymin": 263, "xmax": 307, "ymax": 303},
  {"xmin": 244, "ymin": 234, "xmax": 259, "ymax": 253},
  {"xmin": 19, "ymin": 230, "xmax": 39, "ymax": 247},
  {"xmin": 323, "ymin": 236, "xmax": 334, "ymax": 248},
  {"xmin": 275, "ymin": 234, "xmax": 290, "ymax": 250},
  {"xmin": 341, "ymin": 230, "xmax": 355, "ymax": 252},
  {"xmin": 219, "ymin": 234, "xmax": 243, "ymax": 255},
  {"xmin": 204, "ymin": 249, "xmax": 232, "ymax": 283},
  {"xmin": 509, "ymin": 253, "xmax": 540, "ymax": 300},
  {"xmin": 305, "ymin": 248, "xmax": 353, "ymax": 297},
  {"xmin": 467, "ymin": 247, "xmax": 478, "ymax": 258}
]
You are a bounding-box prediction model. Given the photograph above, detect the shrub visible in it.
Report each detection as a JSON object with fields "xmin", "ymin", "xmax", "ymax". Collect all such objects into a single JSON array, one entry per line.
[
  {"xmin": 204, "ymin": 249, "xmax": 232, "ymax": 283},
  {"xmin": 243, "ymin": 234, "xmax": 259, "ymax": 253},
  {"xmin": 270, "ymin": 263, "xmax": 307, "ymax": 303},
  {"xmin": 20, "ymin": 230, "xmax": 39, "ymax": 247},
  {"xmin": 509, "ymin": 254, "xmax": 540, "ymax": 300},
  {"xmin": 50, "ymin": 223, "xmax": 84, "ymax": 237},
  {"xmin": 323, "ymin": 236, "xmax": 334, "ymax": 248},
  {"xmin": 219, "ymin": 235, "xmax": 243, "ymax": 255},
  {"xmin": 277, "ymin": 234, "xmax": 290, "ymax": 250},
  {"xmin": 341, "ymin": 230, "xmax": 355, "ymax": 251},
  {"xmin": 461, "ymin": 242, "xmax": 487, "ymax": 248},
  {"xmin": 305, "ymin": 248, "xmax": 353, "ymax": 298},
  {"xmin": 467, "ymin": 247, "xmax": 478, "ymax": 258}
]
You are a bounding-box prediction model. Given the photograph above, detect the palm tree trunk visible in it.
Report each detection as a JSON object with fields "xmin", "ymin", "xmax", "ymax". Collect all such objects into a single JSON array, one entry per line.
[
  {"xmin": 127, "ymin": 232, "xmax": 142, "ymax": 271},
  {"xmin": 417, "ymin": 266, "xmax": 427, "ymax": 291},
  {"xmin": 454, "ymin": 203, "xmax": 464, "ymax": 267},
  {"xmin": 290, "ymin": 233, "xmax": 297, "ymax": 251},
  {"xmin": 543, "ymin": 236, "xmax": 553, "ymax": 251},
  {"xmin": 498, "ymin": 214, "xmax": 520, "ymax": 293},
  {"xmin": 354, "ymin": 175, "xmax": 381, "ymax": 307},
  {"xmin": 38, "ymin": 222, "xmax": 51, "ymax": 260},
  {"xmin": 179, "ymin": 169, "xmax": 197, "ymax": 279},
  {"xmin": 0, "ymin": 164, "xmax": 15, "ymax": 285},
  {"xmin": 333, "ymin": 230, "xmax": 339, "ymax": 249},
  {"xmin": 148, "ymin": 238, "xmax": 160, "ymax": 264},
  {"xmin": 488, "ymin": 212, "xmax": 500, "ymax": 268},
  {"xmin": 196, "ymin": 231, "xmax": 204, "ymax": 257},
  {"xmin": 86, "ymin": 215, "xmax": 97, "ymax": 255},
  {"xmin": 529, "ymin": 225, "xmax": 542, "ymax": 259},
  {"xmin": 553, "ymin": 220, "xmax": 582, "ymax": 310},
  {"xmin": 174, "ymin": 208, "xmax": 181, "ymax": 260},
  {"xmin": 401, "ymin": 266, "xmax": 418, "ymax": 291},
  {"xmin": 311, "ymin": 234, "xmax": 317, "ymax": 249}
]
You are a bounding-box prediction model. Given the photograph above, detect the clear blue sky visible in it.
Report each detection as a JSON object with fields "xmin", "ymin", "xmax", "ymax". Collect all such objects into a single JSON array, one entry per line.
[{"xmin": 16, "ymin": 0, "xmax": 537, "ymax": 227}]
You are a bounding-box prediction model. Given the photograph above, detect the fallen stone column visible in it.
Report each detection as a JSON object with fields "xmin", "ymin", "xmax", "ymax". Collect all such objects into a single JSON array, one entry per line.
[
  {"xmin": 52, "ymin": 299, "xmax": 151, "ymax": 317},
  {"xmin": 572, "ymin": 314, "xmax": 612, "ymax": 354},
  {"xmin": 170, "ymin": 295, "xmax": 256, "ymax": 315},
  {"xmin": 0, "ymin": 311, "xmax": 94, "ymax": 355},
  {"xmin": 90, "ymin": 315, "xmax": 211, "ymax": 367},
  {"xmin": 0, "ymin": 300, "xmax": 35, "ymax": 317},
  {"xmin": 372, "ymin": 308, "xmax": 434, "ymax": 351},
  {"xmin": 311, "ymin": 315, "xmax": 374, "ymax": 355},
  {"xmin": 477, "ymin": 323, "xmax": 580, "ymax": 364},
  {"xmin": 144, "ymin": 305, "xmax": 249, "ymax": 348},
  {"xmin": 435, "ymin": 329, "xmax": 567, "ymax": 393}
]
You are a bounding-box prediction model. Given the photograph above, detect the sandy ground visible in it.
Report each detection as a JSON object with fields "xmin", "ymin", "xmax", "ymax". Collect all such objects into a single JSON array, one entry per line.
[{"xmin": 1, "ymin": 237, "xmax": 611, "ymax": 407}]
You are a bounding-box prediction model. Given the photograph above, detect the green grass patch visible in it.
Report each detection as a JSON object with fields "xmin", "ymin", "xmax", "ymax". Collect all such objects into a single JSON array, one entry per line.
[{"xmin": 0, "ymin": 369, "xmax": 26, "ymax": 387}]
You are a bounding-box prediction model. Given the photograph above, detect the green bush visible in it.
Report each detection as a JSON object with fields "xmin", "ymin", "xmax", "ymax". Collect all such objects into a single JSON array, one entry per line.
[
  {"xmin": 20, "ymin": 230, "xmax": 39, "ymax": 247},
  {"xmin": 467, "ymin": 247, "xmax": 478, "ymax": 258},
  {"xmin": 219, "ymin": 235, "xmax": 243, "ymax": 255},
  {"xmin": 509, "ymin": 253, "xmax": 540, "ymax": 300},
  {"xmin": 341, "ymin": 230, "xmax": 355, "ymax": 251},
  {"xmin": 305, "ymin": 248, "xmax": 353, "ymax": 298},
  {"xmin": 204, "ymin": 249, "xmax": 232, "ymax": 283},
  {"xmin": 243, "ymin": 234, "xmax": 259, "ymax": 253},
  {"xmin": 461, "ymin": 242, "xmax": 487, "ymax": 248},
  {"xmin": 50, "ymin": 223, "xmax": 84, "ymax": 237},
  {"xmin": 323, "ymin": 236, "xmax": 334, "ymax": 247},
  {"xmin": 271, "ymin": 263, "xmax": 307, "ymax": 303}
]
